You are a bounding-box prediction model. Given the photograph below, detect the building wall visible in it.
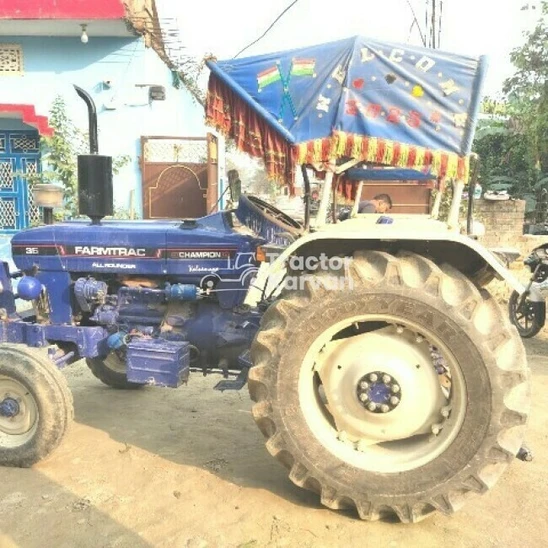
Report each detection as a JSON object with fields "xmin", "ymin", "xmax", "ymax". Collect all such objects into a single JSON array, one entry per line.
[
  {"xmin": 0, "ymin": 35, "xmax": 207, "ymax": 217},
  {"xmin": 475, "ymin": 199, "xmax": 527, "ymax": 252},
  {"xmin": 0, "ymin": 0, "xmax": 125, "ymax": 19}
]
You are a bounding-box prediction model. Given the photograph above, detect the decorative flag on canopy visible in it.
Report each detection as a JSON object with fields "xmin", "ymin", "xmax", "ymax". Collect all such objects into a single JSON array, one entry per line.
[{"xmin": 205, "ymin": 35, "xmax": 488, "ymax": 186}]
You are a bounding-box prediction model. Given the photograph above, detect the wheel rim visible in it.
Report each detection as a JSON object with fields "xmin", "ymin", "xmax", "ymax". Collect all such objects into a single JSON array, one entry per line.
[
  {"xmin": 298, "ymin": 315, "xmax": 467, "ymax": 473},
  {"xmin": 511, "ymin": 296, "xmax": 538, "ymax": 333},
  {"xmin": 0, "ymin": 376, "xmax": 38, "ymax": 448},
  {"xmin": 104, "ymin": 353, "xmax": 127, "ymax": 374}
]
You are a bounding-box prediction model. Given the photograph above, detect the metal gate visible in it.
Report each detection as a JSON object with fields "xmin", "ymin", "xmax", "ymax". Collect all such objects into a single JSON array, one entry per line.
[
  {"xmin": 141, "ymin": 135, "xmax": 218, "ymax": 219},
  {"xmin": 0, "ymin": 130, "xmax": 41, "ymax": 232}
]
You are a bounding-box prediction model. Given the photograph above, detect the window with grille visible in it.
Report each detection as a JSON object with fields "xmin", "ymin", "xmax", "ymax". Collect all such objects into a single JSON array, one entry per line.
[{"xmin": 0, "ymin": 44, "xmax": 23, "ymax": 75}]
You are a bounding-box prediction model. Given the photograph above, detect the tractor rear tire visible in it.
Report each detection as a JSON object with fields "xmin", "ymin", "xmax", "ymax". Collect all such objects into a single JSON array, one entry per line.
[
  {"xmin": 249, "ymin": 250, "xmax": 530, "ymax": 523},
  {"xmin": 86, "ymin": 354, "xmax": 143, "ymax": 390},
  {"xmin": 0, "ymin": 344, "xmax": 73, "ymax": 467}
]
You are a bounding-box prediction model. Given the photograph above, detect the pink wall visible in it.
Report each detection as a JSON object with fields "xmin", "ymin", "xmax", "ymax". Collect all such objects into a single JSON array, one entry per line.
[{"xmin": 0, "ymin": 0, "xmax": 125, "ymax": 20}]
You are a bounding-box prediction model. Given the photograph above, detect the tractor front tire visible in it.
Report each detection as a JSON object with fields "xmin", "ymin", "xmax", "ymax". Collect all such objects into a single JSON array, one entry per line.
[
  {"xmin": 0, "ymin": 344, "xmax": 73, "ymax": 467},
  {"xmin": 86, "ymin": 354, "xmax": 143, "ymax": 390},
  {"xmin": 249, "ymin": 250, "xmax": 530, "ymax": 523}
]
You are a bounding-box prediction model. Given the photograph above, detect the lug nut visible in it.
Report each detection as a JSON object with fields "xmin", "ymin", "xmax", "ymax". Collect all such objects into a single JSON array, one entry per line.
[
  {"xmin": 396, "ymin": 326, "xmax": 404, "ymax": 334},
  {"xmin": 356, "ymin": 440, "xmax": 368, "ymax": 452},
  {"xmin": 390, "ymin": 396, "xmax": 400, "ymax": 405},
  {"xmin": 441, "ymin": 406, "xmax": 451, "ymax": 418},
  {"xmin": 367, "ymin": 402, "xmax": 377, "ymax": 411},
  {"xmin": 431, "ymin": 425, "xmax": 441, "ymax": 435},
  {"xmin": 391, "ymin": 384, "xmax": 400, "ymax": 393},
  {"xmin": 360, "ymin": 381, "xmax": 369, "ymax": 390},
  {"xmin": 369, "ymin": 373, "xmax": 378, "ymax": 382},
  {"xmin": 382, "ymin": 374, "xmax": 391, "ymax": 384},
  {"xmin": 416, "ymin": 335, "xmax": 424, "ymax": 343},
  {"xmin": 380, "ymin": 404, "xmax": 390, "ymax": 413},
  {"xmin": 338, "ymin": 430, "xmax": 348, "ymax": 442},
  {"xmin": 359, "ymin": 393, "xmax": 368, "ymax": 402}
]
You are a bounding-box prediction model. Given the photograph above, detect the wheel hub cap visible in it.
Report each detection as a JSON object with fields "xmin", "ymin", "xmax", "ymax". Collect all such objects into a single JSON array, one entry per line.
[
  {"xmin": 0, "ymin": 377, "xmax": 38, "ymax": 443},
  {"xmin": 314, "ymin": 326, "xmax": 447, "ymax": 445},
  {"xmin": 0, "ymin": 397, "xmax": 20, "ymax": 418},
  {"xmin": 357, "ymin": 372, "xmax": 401, "ymax": 413},
  {"xmin": 300, "ymin": 316, "xmax": 467, "ymax": 473}
]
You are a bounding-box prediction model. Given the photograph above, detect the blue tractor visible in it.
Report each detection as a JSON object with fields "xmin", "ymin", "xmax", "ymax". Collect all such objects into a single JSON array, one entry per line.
[{"xmin": 0, "ymin": 36, "xmax": 531, "ymax": 523}]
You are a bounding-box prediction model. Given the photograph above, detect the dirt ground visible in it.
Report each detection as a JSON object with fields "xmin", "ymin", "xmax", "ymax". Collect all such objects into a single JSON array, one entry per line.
[{"xmin": 0, "ymin": 333, "xmax": 547, "ymax": 548}]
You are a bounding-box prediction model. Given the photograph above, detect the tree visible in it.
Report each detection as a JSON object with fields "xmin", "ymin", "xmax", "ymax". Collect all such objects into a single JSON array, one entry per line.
[
  {"xmin": 473, "ymin": 117, "xmax": 534, "ymax": 193},
  {"xmin": 471, "ymin": 3, "xmax": 548, "ymax": 204},
  {"xmin": 503, "ymin": 2, "xmax": 548, "ymax": 174},
  {"xmin": 27, "ymin": 96, "xmax": 130, "ymax": 219},
  {"xmin": 38, "ymin": 96, "xmax": 87, "ymax": 217}
]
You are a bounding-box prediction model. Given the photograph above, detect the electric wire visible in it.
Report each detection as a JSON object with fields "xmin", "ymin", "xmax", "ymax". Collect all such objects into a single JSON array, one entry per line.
[
  {"xmin": 405, "ymin": 0, "xmax": 427, "ymax": 46},
  {"xmin": 233, "ymin": 0, "xmax": 301, "ymax": 59}
]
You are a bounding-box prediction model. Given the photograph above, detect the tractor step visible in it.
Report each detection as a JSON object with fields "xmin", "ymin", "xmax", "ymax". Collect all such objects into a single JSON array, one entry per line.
[
  {"xmin": 214, "ymin": 368, "xmax": 248, "ymax": 392},
  {"xmin": 214, "ymin": 351, "xmax": 252, "ymax": 391}
]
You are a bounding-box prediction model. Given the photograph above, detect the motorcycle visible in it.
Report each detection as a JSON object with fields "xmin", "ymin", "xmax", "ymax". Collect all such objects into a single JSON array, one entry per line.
[{"xmin": 509, "ymin": 245, "xmax": 548, "ymax": 338}]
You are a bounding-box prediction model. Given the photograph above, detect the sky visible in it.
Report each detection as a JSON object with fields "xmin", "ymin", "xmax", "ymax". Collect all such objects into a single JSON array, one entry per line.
[{"xmin": 159, "ymin": 0, "xmax": 541, "ymax": 97}]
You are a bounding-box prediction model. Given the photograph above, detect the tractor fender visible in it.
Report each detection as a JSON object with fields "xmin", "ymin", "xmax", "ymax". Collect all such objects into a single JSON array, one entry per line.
[{"xmin": 262, "ymin": 224, "xmax": 526, "ymax": 294}]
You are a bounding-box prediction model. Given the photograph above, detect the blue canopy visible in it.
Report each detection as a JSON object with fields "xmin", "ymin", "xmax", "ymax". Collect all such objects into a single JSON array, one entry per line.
[
  {"xmin": 346, "ymin": 168, "xmax": 437, "ymax": 181},
  {"xmin": 206, "ymin": 35, "xmax": 487, "ymax": 184}
]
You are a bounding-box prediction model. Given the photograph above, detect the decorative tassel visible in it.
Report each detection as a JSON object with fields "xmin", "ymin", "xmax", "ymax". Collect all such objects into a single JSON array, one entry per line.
[
  {"xmin": 352, "ymin": 135, "xmax": 363, "ymax": 159},
  {"xmin": 383, "ymin": 141, "xmax": 394, "ymax": 165},
  {"xmin": 368, "ymin": 137, "xmax": 378, "ymax": 163},
  {"xmin": 336, "ymin": 132, "xmax": 347, "ymax": 156},
  {"xmin": 313, "ymin": 139, "xmax": 323, "ymax": 162},
  {"xmin": 414, "ymin": 147, "xmax": 425, "ymax": 169},
  {"xmin": 407, "ymin": 147, "xmax": 417, "ymax": 169},
  {"xmin": 376, "ymin": 139, "xmax": 386, "ymax": 164},
  {"xmin": 399, "ymin": 143, "xmax": 410, "ymax": 167}
]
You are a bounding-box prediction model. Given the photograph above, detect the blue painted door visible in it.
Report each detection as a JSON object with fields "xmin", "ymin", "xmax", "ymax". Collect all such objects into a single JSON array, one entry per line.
[{"xmin": 0, "ymin": 130, "xmax": 41, "ymax": 233}]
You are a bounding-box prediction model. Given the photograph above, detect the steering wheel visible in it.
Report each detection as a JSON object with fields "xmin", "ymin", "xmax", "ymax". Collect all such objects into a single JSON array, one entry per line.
[{"xmin": 240, "ymin": 195, "xmax": 303, "ymax": 236}]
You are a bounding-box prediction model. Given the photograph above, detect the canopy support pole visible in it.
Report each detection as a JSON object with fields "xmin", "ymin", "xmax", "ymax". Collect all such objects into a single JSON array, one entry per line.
[
  {"xmin": 351, "ymin": 182, "xmax": 364, "ymax": 218},
  {"xmin": 301, "ymin": 165, "xmax": 311, "ymax": 231},
  {"xmin": 467, "ymin": 154, "xmax": 480, "ymax": 236},
  {"xmin": 431, "ymin": 178, "xmax": 444, "ymax": 219},
  {"xmin": 335, "ymin": 158, "xmax": 362, "ymax": 174},
  {"xmin": 448, "ymin": 179, "xmax": 465, "ymax": 230},
  {"xmin": 314, "ymin": 162, "xmax": 336, "ymax": 227}
]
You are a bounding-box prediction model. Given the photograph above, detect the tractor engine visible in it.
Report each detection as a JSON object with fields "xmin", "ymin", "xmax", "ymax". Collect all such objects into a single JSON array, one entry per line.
[
  {"xmin": 72, "ymin": 274, "xmax": 260, "ymax": 378},
  {"xmin": 9, "ymin": 151, "xmax": 264, "ymax": 389}
]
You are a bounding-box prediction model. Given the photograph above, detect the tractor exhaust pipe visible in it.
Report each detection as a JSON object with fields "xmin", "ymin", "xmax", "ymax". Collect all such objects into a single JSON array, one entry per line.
[
  {"xmin": 74, "ymin": 85, "xmax": 98, "ymax": 154},
  {"xmin": 73, "ymin": 84, "xmax": 113, "ymax": 224}
]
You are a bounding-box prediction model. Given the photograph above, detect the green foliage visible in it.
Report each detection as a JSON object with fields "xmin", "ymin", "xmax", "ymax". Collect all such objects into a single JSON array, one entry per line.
[
  {"xmin": 504, "ymin": 2, "xmax": 548, "ymax": 175},
  {"xmin": 473, "ymin": 118, "xmax": 535, "ymax": 195},
  {"xmin": 430, "ymin": 183, "xmax": 467, "ymax": 223},
  {"xmin": 24, "ymin": 96, "xmax": 86, "ymax": 218},
  {"xmin": 481, "ymin": 96, "xmax": 508, "ymax": 116},
  {"xmin": 472, "ymin": 3, "xmax": 548, "ymax": 204},
  {"xmin": 24, "ymin": 96, "xmax": 131, "ymax": 219},
  {"xmin": 108, "ymin": 205, "xmax": 133, "ymax": 220}
]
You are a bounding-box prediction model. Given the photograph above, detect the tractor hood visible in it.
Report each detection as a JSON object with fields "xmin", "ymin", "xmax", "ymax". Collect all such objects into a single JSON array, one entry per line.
[{"xmin": 11, "ymin": 212, "xmax": 264, "ymax": 277}]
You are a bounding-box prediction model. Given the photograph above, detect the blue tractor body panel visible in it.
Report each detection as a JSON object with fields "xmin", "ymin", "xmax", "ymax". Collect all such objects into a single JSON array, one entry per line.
[
  {"xmin": 11, "ymin": 213, "xmax": 263, "ymax": 283},
  {"xmin": 2, "ymin": 208, "xmax": 267, "ymax": 381}
]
